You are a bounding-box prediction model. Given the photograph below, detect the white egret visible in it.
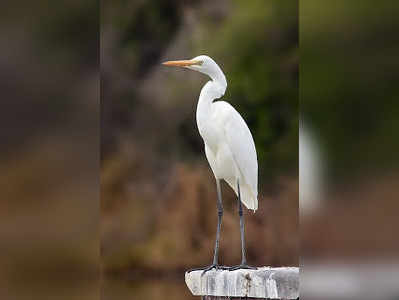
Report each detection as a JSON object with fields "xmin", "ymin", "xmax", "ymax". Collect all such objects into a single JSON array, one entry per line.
[{"xmin": 163, "ymin": 55, "xmax": 258, "ymax": 273}]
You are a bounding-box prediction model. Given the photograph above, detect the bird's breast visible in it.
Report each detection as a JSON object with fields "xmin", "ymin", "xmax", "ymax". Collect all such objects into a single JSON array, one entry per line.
[
  {"xmin": 198, "ymin": 122, "xmax": 222, "ymax": 154},
  {"xmin": 200, "ymin": 124, "xmax": 239, "ymax": 180}
]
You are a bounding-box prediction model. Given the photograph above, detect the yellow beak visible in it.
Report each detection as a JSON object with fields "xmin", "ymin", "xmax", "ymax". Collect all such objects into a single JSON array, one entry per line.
[{"xmin": 162, "ymin": 59, "xmax": 202, "ymax": 67}]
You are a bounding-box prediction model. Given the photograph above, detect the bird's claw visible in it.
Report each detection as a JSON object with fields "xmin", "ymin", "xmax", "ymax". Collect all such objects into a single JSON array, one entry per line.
[
  {"xmin": 187, "ymin": 264, "xmax": 230, "ymax": 275},
  {"xmin": 201, "ymin": 264, "xmax": 230, "ymax": 275},
  {"xmin": 228, "ymin": 264, "xmax": 257, "ymax": 271}
]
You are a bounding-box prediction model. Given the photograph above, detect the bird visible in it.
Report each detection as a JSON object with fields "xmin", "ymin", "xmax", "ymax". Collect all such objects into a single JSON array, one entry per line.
[{"xmin": 162, "ymin": 55, "xmax": 258, "ymax": 274}]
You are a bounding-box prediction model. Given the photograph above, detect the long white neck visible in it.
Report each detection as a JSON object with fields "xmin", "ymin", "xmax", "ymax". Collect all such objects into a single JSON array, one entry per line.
[{"xmin": 196, "ymin": 69, "xmax": 227, "ymax": 137}]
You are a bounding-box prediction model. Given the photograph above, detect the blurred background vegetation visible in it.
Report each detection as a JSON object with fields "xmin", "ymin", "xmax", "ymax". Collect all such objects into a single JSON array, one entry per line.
[
  {"xmin": 0, "ymin": 1, "xmax": 98, "ymax": 300},
  {"xmin": 300, "ymin": 2, "xmax": 399, "ymax": 298},
  {"xmin": 1, "ymin": 0, "xmax": 398, "ymax": 299},
  {"xmin": 300, "ymin": 0, "xmax": 399, "ymax": 262},
  {"xmin": 1, "ymin": 0, "xmax": 399, "ymax": 298},
  {"xmin": 101, "ymin": 2, "xmax": 298, "ymax": 296}
]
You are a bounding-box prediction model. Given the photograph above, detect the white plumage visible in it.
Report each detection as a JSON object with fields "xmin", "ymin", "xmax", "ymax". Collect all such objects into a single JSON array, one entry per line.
[
  {"xmin": 203, "ymin": 101, "xmax": 258, "ymax": 211},
  {"xmin": 163, "ymin": 55, "xmax": 258, "ymax": 211}
]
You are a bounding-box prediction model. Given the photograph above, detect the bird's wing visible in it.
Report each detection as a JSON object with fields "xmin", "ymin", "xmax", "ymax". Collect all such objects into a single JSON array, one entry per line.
[{"xmin": 213, "ymin": 101, "xmax": 258, "ymax": 197}]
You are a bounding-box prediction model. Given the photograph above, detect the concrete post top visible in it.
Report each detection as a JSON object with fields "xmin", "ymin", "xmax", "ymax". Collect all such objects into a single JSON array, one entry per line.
[{"xmin": 185, "ymin": 266, "xmax": 299, "ymax": 299}]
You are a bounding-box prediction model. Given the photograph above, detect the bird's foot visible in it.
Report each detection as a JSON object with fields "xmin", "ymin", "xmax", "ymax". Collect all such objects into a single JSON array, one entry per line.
[
  {"xmin": 228, "ymin": 263, "xmax": 257, "ymax": 271},
  {"xmin": 187, "ymin": 264, "xmax": 230, "ymax": 276}
]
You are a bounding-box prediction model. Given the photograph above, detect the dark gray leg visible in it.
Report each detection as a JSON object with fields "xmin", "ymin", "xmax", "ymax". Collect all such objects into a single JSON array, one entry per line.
[
  {"xmin": 229, "ymin": 179, "xmax": 257, "ymax": 271},
  {"xmin": 213, "ymin": 179, "xmax": 223, "ymax": 264},
  {"xmin": 237, "ymin": 180, "xmax": 247, "ymax": 265},
  {"xmin": 188, "ymin": 179, "xmax": 229, "ymax": 275}
]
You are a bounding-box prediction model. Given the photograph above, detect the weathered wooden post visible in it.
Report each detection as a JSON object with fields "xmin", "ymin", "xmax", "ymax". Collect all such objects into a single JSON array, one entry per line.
[{"xmin": 185, "ymin": 267, "xmax": 299, "ymax": 299}]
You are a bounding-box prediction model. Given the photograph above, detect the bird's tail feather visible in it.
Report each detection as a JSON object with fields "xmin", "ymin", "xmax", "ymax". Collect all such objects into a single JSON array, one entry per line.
[{"xmin": 225, "ymin": 179, "xmax": 258, "ymax": 212}]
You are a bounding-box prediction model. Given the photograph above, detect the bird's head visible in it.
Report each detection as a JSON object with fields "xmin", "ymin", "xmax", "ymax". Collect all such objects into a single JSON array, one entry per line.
[{"xmin": 162, "ymin": 55, "xmax": 226, "ymax": 87}]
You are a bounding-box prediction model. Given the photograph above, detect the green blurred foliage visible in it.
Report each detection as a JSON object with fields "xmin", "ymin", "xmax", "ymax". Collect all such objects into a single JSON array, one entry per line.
[{"xmin": 301, "ymin": 0, "xmax": 399, "ymax": 182}]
